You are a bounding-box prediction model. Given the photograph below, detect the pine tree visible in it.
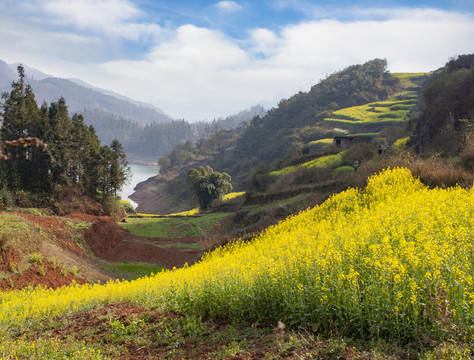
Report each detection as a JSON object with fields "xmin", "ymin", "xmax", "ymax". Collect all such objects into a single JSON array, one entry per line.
[
  {"xmin": 109, "ymin": 139, "xmax": 129, "ymax": 197},
  {"xmin": 0, "ymin": 66, "xmax": 130, "ymax": 203},
  {"xmin": 0, "ymin": 65, "xmax": 41, "ymax": 191}
]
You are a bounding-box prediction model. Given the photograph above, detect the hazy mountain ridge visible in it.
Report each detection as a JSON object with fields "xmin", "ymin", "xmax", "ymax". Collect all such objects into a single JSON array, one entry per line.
[
  {"xmin": 0, "ymin": 60, "xmax": 173, "ymax": 126},
  {"xmin": 1, "ymin": 60, "xmax": 266, "ymax": 161}
]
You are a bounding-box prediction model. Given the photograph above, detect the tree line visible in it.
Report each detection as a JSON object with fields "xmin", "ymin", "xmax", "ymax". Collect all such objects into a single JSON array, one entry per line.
[{"xmin": 0, "ymin": 65, "xmax": 129, "ymax": 205}]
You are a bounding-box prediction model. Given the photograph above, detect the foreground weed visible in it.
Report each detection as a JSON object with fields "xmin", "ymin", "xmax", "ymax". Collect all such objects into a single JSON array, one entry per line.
[
  {"xmin": 27, "ymin": 252, "xmax": 43, "ymax": 265},
  {"xmin": 0, "ymin": 335, "xmax": 107, "ymax": 359}
]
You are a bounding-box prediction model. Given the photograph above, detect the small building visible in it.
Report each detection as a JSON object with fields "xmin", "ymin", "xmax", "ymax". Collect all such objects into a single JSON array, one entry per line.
[{"xmin": 333, "ymin": 135, "xmax": 375, "ymax": 149}]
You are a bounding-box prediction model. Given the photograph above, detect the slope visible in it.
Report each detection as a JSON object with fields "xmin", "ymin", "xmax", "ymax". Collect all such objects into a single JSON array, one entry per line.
[{"xmin": 1, "ymin": 169, "xmax": 473, "ymax": 358}]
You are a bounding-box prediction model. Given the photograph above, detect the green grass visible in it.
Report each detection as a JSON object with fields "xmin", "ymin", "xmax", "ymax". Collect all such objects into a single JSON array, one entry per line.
[
  {"xmin": 345, "ymin": 132, "xmax": 379, "ymax": 137},
  {"xmin": 121, "ymin": 212, "xmax": 230, "ymax": 238},
  {"xmin": 242, "ymin": 193, "xmax": 315, "ymax": 216},
  {"xmin": 0, "ymin": 213, "xmax": 55, "ymax": 255},
  {"xmin": 100, "ymin": 261, "xmax": 165, "ymax": 280},
  {"xmin": 333, "ymin": 165, "xmax": 355, "ymax": 175},
  {"xmin": 154, "ymin": 243, "xmax": 202, "ymax": 251},
  {"xmin": 270, "ymin": 151, "xmax": 347, "ymax": 178},
  {"xmin": 392, "ymin": 72, "xmax": 430, "ymax": 87}
]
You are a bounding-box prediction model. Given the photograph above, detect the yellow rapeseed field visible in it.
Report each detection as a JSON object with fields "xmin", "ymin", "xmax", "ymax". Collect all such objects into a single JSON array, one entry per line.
[{"xmin": 1, "ymin": 168, "xmax": 473, "ymax": 344}]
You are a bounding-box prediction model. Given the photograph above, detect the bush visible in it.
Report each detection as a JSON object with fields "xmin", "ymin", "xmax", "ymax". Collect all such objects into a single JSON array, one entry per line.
[
  {"xmin": 355, "ymin": 151, "xmax": 474, "ymax": 189},
  {"xmin": 101, "ymin": 196, "xmax": 125, "ymax": 221},
  {"xmin": 460, "ymin": 130, "xmax": 474, "ymax": 171},
  {"xmin": 0, "ymin": 186, "xmax": 15, "ymax": 210},
  {"xmin": 333, "ymin": 166, "xmax": 355, "ymax": 175},
  {"xmin": 14, "ymin": 190, "xmax": 32, "ymax": 208}
]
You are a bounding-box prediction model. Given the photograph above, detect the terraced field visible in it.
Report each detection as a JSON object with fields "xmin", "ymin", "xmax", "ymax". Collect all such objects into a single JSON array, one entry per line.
[{"xmin": 323, "ymin": 97, "xmax": 418, "ymax": 131}]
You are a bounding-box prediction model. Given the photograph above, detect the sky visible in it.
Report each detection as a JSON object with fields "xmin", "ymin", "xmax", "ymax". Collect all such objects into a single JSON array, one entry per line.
[{"xmin": 1, "ymin": 0, "xmax": 474, "ymax": 121}]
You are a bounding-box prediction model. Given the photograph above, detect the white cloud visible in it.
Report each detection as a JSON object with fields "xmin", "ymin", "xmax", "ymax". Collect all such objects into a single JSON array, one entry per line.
[
  {"xmin": 249, "ymin": 28, "xmax": 279, "ymax": 56},
  {"xmin": 1, "ymin": 2, "xmax": 474, "ymax": 121},
  {"xmin": 146, "ymin": 25, "xmax": 248, "ymax": 69},
  {"xmin": 43, "ymin": 0, "xmax": 138, "ymax": 25},
  {"xmin": 41, "ymin": 0, "xmax": 161, "ymax": 39},
  {"xmin": 91, "ymin": 8, "xmax": 474, "ymax": 120},
  {"xmin": 215, "ymin": 1, "xmax": 242, "ymax": 14}
]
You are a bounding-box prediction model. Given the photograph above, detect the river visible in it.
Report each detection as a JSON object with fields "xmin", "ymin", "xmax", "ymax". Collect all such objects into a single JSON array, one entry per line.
[{"xmin": 119, "ymin": 164, "xmax": 159, "ymax": 208}]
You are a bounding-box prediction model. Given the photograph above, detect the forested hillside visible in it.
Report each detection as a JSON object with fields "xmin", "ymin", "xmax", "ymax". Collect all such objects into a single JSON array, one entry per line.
[
  {"xmin": 134, "ymin": 54, "xmax": 474, "ymax": 225},
  {"xmin": 1, "ymin": 60, "xmax": 267, "ymax": 162},
  {"xmin": 0, "ymin": 60, "xmax": 173, "ymax": 127},
  {"xmin": 133, "ymin": 58, "xmax": 411, "ymax": 213},
  {"xmin": 409, "ymin": 54, "xmax": 474, "ymax": 155},
  {"xmin": 0, "ymin": 66, "xmax": 129, "ymax": 208}
]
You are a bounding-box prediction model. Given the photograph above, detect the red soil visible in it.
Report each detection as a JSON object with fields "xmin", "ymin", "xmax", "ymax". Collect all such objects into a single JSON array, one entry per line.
[
  {"xmin": 14, "ymin": 212, "xmax": 85, "ymax": 255},
  {"xmin": 1, "ymin": 211, "xmax": 203, "ymax": 291},
  {"xmin": 80, "ymin": 215, "xmax": 202, "ymax": 268},
  {"xmin": 0, "ymin": 262, "xmax": 87, "ymax": 291},
  {"xmin": 47, "ymin": 302, "xmax": 258, "ymax": 360}
]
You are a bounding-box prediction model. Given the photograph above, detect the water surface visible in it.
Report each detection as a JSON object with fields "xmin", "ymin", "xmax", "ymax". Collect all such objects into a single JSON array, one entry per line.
[{"xmin": 119, "ymin": 164, "xmax": 159, "ymax": 208}]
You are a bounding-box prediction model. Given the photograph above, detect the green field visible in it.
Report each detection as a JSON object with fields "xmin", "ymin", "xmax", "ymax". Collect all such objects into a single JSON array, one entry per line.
[
  {"xmin": 120, "ymin": 212, "xmax": 230, "ymax": 238},
  {"xmin": 323, "ymin": 99, "xmax": 416, "ymax": 130}
]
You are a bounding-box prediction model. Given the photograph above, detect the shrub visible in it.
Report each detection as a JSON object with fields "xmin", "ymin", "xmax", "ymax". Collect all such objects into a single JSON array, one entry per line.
[
  {"xmin": 0, "ymin": 186, "xmax": 15, "ymax": 210},
  {"xmin": 460, "ymin": 130, "xmax": 474, "ymax": 171},
  {"xmin": 101, "ymin": 196, "xmax": 125, "ymax": 221},
  {"xmin": 332, "ymin": 166, "xmax": 355, "ymax": 175},
  {"xmin": 28, "ymin": 252, "xmax": 43, "ymax": 265},
  {"xmin": 14, "ymin": 190, "xmax": 32, "ymax": 208}
]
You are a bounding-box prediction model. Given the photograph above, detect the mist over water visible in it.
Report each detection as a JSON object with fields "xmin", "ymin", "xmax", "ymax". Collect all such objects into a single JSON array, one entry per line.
[{"xmin": 119, "ymin": 164, "xmax": 159, "ymax": 208}]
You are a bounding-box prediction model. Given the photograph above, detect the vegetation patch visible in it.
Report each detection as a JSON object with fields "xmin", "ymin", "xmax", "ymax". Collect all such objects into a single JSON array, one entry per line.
[
  {"xmin": 332, "ymin": 165, "xmax": 355, "ymax": 175},
  {"xmin": 270, "ymin": 150, "xmax": 347, "ymax": 178},
  {"xmin": 0, "ymin": 301, "xmax": 419, "ymax": 359},
  {"xmin": 154, "ymin": 243, "xmax": 202, "ymax": 251},
  {"xmin": 322, "ymin": 96, "xmax": 418, "ymax": 132},
  {"xmin": 1, "ymin": 169, "xmax": 473, "ymax": 357},
  {"xmin": 121, "ymin": 212, "xmax": 230, "ymax": 238},
  {"xmin": 308, "ymin": 137, "xmax": 333, "ymax": 145},
  {"xmin": 221, "ymin": 191, "xmax": 245, "ymax": 201},
  {"xmin": 100, "ymin": 261, "xmax": 165, "ymax": 280}
]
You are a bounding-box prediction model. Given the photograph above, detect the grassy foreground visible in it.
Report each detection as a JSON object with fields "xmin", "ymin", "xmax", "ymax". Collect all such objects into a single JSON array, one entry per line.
[{"xmin": 1, "ymin": 168, "xmax": 473, "ymax": 358}]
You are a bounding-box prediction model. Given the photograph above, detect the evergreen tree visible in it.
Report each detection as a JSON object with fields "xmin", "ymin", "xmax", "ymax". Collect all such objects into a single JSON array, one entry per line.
[
  {"xmin": 0, "ymin": 65, "xmax": 41, "ymax": 191},
  {"xmin": 0, "ymin": 65, "xmax": 130, "ymax": 203},
  {"xmin": 109, "ymin": 139, "xmax": 129, "ymax": 197}
]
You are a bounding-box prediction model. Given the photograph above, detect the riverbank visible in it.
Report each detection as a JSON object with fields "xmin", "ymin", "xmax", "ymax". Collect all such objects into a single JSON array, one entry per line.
[{"xmin": 119, "ymin": 163, "xmax": 159, "ymax": 208}]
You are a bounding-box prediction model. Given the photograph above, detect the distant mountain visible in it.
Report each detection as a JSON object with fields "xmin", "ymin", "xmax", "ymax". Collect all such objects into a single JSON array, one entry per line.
[
  {"xmin": 0, "ymin": 61, "xmax": 17, "ymax": 91},
  {"xmin": 8, "ymin": 62, "xmax": 51, "ymax": 80},
  {"xmin": 1, "ymin": 60, "xmax": 267, "ymax": 162},
  {"xmin": 67, "ymin": 78, "xmax": 167, "ymax": 115},
  {"xmin": 0, "ymin": 60, "xmax": 173, "ymax": 126}
]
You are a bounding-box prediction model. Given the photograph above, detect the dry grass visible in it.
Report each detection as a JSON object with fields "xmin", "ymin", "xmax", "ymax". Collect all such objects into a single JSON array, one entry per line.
[{"xmin": 355, "ymin": 151, "xmax": 474, "ymax": 189}]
